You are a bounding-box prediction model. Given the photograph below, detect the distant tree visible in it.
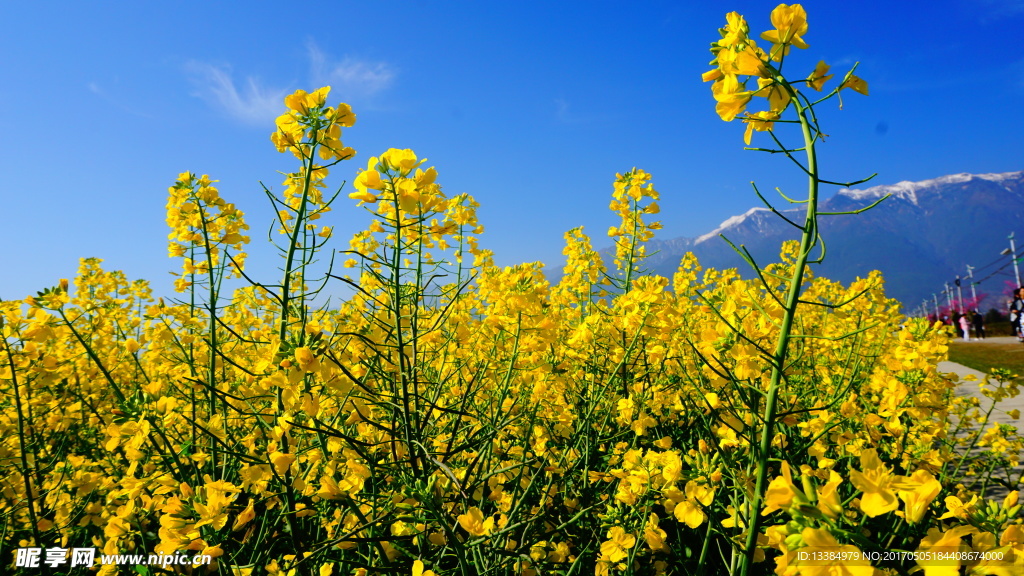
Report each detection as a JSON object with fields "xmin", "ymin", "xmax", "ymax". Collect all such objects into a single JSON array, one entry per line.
[
  {"xmin": 956, "ymin": 291, "xmax": 986, "ymax": 313},
  {"xmin": 985, "ymin": 308, "xmax": 1007, "ymax": 323}
]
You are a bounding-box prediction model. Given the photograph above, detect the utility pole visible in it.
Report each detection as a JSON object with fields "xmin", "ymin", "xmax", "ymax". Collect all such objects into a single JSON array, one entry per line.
[
  {"xmin": 955, "ymin": 275, "xmax": 964, "ymax": 313},
  {"xmin": 966, "ymin": 265, "xmax": 977, "ymax": 311},
  {"xmin": 944, "ymin": 282, "xmax": 953, "ymax": 315},
  {"xmin": 932, "ymin": 293, "xmax": 939, "ymax": 319},
  {"xmin": 1002, "ymin": 232, "xmax": 1022, "ymax": 288}
]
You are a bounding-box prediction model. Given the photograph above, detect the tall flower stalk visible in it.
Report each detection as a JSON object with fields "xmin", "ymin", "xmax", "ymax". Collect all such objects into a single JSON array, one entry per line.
[{"xmin": 701, "ymin": 5, "xmax": 878, "ymax": 574}]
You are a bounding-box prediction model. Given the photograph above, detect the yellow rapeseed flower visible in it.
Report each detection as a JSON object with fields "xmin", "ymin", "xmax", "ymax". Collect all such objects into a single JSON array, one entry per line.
[
  {"xmin": 760, "ymin": 4, "xmax": 809, "ymax": 60},
  {"xmin": 849, "ymin": 449, "xmax": 901, "ymax": 517},
  {"xmin": 457, "ymin": 507, "xmax": 495, "ymax": 537},
  {"xmin": 599, "ymin": 526, "xmax": 636, "ymax": 563},
  {"xmin": 762, "ymin": 461, "xmax": 805, "ymax": 515},
  {"xmin": 412, "ymin": 560, "xmax": 437, "ymax": 576},
  {"xmin": 741, "ymin": 110, "xmax": 780, "ymax": 145},
  {"xmin": 712, "ymin": 74, "xmax": 754, "ymax": 121},
  {"xmin": 840, "ymin": 75, "xmax": 869, "ymax": 95},
  {"xmin": 807, "ymin": 60, "xmax": 833, "ymax": 91},
  {"xmin": 894, "ymin": 469, "xmax": 942, "ymax": 523},
  {"xmin": 794, "ymin": 528, "xmax": 874, "ymax": 576}
]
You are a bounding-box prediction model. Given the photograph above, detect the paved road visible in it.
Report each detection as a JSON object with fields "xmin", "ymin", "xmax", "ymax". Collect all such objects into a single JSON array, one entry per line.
[
  {"xmin": 940, "ymin": 336, "xmax": 1023, "ymax": 430},
  {"xmin": 938, "ymin": 359, "xmax": 1022, "ymax": 433},
  {"xmin": 937, "ymin": 337, "xmax": 1022, "ymax": 502}
]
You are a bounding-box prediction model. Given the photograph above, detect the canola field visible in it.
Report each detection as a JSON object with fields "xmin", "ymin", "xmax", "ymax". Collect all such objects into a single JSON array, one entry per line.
[{"xmin": 2, "ymin": 5, "xmax": 1022, "ymax": 575}]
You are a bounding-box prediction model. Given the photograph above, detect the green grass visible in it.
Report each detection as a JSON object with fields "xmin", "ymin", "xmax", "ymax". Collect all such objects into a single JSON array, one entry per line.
[{"xmin": 948, "ymin": 339, "xmax": 1024, "ymax": 383}]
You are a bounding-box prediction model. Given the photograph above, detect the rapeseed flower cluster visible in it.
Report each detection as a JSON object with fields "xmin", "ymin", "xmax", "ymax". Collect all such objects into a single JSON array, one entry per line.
[{"xmin": 703, "ymin": 4, "xmax": 867, "ymax": 144}]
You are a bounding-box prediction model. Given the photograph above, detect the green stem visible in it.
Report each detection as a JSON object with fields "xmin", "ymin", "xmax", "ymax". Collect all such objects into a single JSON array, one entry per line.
[
  {"xmin": 387, "ymin": 172, "xmax": 422, "ymax": 478},
  {"xmin": 276, "ymin": 143, "xmax": 319, "ymax": 560},
  {"xmin": 278, "ymin": 161, "xmax": 315, "ymax": 348},
  {"xmin": 197, "ymin": 201, "xmax": 221, "ymax": 477},
  {"xmin": 2, "ymin": 330, "xmax": 43, "ymax": 551},
  {"xmin": 739, "ymin": 86, "xmax": 819, "ymax": 576}
]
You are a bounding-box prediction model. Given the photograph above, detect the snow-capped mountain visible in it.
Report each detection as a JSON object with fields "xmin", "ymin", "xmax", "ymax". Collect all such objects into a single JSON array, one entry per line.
[
  {"xmin": 833, "ymin": 172, "xmax": 1021, "ymax": 207},
  {"xmin": 600, "ymin": 171, "xmax": 1024, "ymax": 312}
]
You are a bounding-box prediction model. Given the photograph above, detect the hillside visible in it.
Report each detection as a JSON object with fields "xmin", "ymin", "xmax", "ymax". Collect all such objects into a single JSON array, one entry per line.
[{"xmin": 567, "ymin": 172, "xmax": 1024, "ymax": 313}]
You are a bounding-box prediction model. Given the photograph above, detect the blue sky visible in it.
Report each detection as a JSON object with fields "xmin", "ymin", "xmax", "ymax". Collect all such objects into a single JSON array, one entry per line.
[{"xmin": 1, "ymin": 0, "xmax": 1021, "ymax": 302}]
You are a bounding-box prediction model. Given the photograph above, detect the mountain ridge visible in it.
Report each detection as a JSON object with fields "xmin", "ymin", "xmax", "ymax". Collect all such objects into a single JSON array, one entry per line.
[{"xmin": 577, "ymin": 171, "xmax": 1024, "ymax": 313}]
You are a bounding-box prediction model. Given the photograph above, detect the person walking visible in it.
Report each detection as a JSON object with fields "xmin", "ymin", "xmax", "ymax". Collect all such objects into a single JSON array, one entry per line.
[
  {"xmin": 1010, "ymin": 287, "xmax": 1024, "ymax": 343},
  {"xmin": 971, "ymin": 310, "xmax": 985, "ymax": 340},
  {"xmin": 958, "ymin": 312, "xmax": 971, "ymax": 341}
]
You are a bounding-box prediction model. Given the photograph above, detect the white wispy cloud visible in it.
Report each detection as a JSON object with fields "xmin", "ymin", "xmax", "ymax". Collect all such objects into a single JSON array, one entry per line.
[
  {"xmin": 184, "ymin": 61, "xmax": 287, "ymax": 125},
  {"xmin": 87, "ymin": 79, "xmax": 154, "ymax": 118},
  {"xmin": 307, "ymin": 41, "xmax": 395, "ymax": 100},
  {"xmin": 552, "ymin": 96, "xmax": 614, "ymax": 125},
  {"xmin": 184, "ymin": 44, "xmax": 395, "ymax": 123}
]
